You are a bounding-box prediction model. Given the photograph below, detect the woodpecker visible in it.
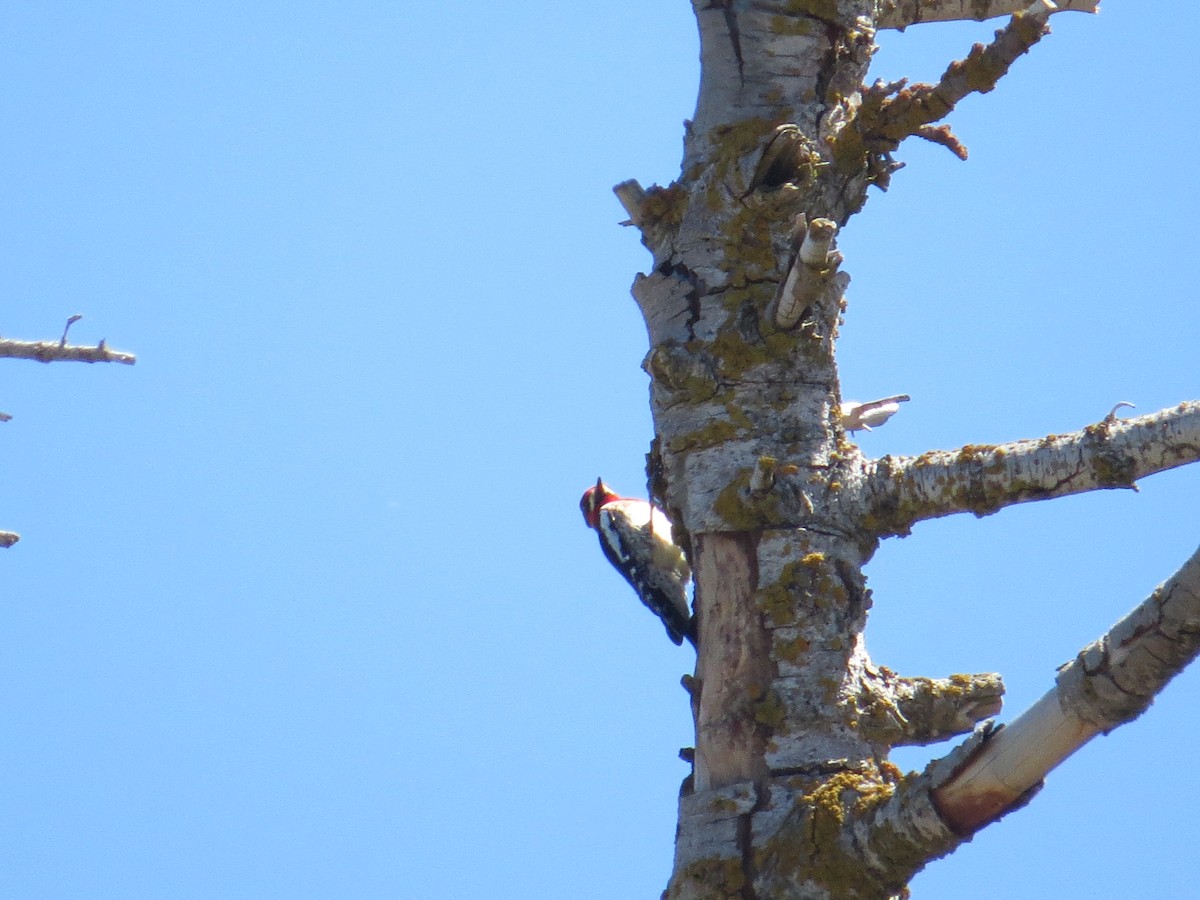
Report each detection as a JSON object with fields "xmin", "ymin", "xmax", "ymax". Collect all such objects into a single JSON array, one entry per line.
[{"xmin": 579, "ymin": 478, "xmax": 695, "ymax": 647}]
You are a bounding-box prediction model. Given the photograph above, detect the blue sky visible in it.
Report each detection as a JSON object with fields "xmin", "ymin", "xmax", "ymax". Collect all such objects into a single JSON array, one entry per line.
[{"xmin": 1, "ymin": 3, "xmax": 1196, "ymax": 897}]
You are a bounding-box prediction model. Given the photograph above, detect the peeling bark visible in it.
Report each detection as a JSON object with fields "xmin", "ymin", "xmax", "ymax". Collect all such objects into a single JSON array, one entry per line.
[{"xmin": 694, "ymin": 533, "xmax": 772, "ymax": 790}]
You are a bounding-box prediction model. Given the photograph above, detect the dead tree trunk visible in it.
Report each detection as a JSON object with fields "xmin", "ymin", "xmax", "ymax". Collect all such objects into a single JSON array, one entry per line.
[{"xmin": 611, "ymin": 2, "xmax": 1200, "ymax": 896}]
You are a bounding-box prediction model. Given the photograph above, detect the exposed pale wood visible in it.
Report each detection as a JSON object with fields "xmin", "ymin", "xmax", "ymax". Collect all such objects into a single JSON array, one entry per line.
[
  {"xmin": 692, "ymin": 534, "xmax": 771, "ymax": 791},
  {"xmin": 612, "ymin": 179, "xmax": 645, "ymax": 225},
  {"xmin": 933, "ymin": 692, "xmax": 1095, "ymax": 832},
  {"xmin": 772, "ymin": 218, "xmax": 844, "ymax": 329},
  {"xmin": 933, "ymin": 545, "xmax": 1200, "ymax": 833}
]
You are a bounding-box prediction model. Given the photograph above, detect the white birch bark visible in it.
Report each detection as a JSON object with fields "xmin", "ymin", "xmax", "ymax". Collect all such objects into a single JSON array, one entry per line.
[{"xmin": 611, "ymin": 1, "xmax": 1195, "ymax": 896}]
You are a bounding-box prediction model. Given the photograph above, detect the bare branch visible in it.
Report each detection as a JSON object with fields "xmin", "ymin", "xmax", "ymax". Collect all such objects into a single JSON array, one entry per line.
[
  {"xmin": 859, "ymin": 669, "xmax": 1005, "ymax": 746},
  {"xmin": 931, "ymin": 544, "xmax": 1200, "ymax": 833},
  {"xmin": 858, "ymin": 2, "xmax": 1056, "ymax": 156},
  {"xmin": 0, "ymin": 531, "xmax": 19, "ymax": 548},
  {"xmin": 612, "ymin": 179, "xmax": 686, "ymax": 263},
  {"xmin": 770, "ymin": 218, "xmax": 844, "ymax": 330},
  {"xmin": 858, "ymin": 402, "xmax": 1200, "ymax": 537},
  {"xmin": 612, "ymin": 178, "xmax": 646, "ymax": 225},
  {"xmin": 914, "ymin": 123, "xmax": 969, "ymax": 159},
  {"xmin": 0, "ymin": 337, "xmax": 136, "ymax": 365},
  {"xmin": 876, "ymin": 0, "xmax": 1098, "ymax": 30}
]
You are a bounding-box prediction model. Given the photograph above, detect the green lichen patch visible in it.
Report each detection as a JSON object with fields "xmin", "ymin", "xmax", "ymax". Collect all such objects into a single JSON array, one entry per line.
[
  {"xmin": 669, "ymin": 856, "xmax": 746, "ymax": 898},
  {"xmin": 644, "ymin": 344, "xmax": 721, "ymax": 404},
  {"xmin": 639, "ymin": 182, "xmax": 687, "ymax": 229},
  {"xmin": 754, "ymin": 690, "xmax": 788, "ymax": 729},
  {"xmin": 1090, "ymin": 450, "xmax": 1137, "ymax": 488},
  {"xmin": 955, "ymin": 443, "xmax": 996, "ymax": 464},
  {"xmin": 755, "ymin": 553, "xmax": 847, "ymax": 625},
  {"xmin": 858, "ymin": 690, "xmax": 905, "ymax": 735},
  {"xmin": 775, "ymin": 632, "xmax": 812, "ymax": 663},
  {"xmin": 668, "ymin": 418, "xmax": 740, "ymax": 454},
  {"xmin": 715, "ymin": 471, "xmax": 787, "ymax": 530},
  {"xmin": 706, "ymin": 318, "xmax": 798, "ymax": 381},
  {"xmin": 769, "ymin": 14, "xmax": 818, "ymax": 36},
  {"xmin": 699, "ymin": 116, "xmax": 785, "ymax": 212},
  {"xmin": 780, "ymin": 0, "xmax": 839, "ymax": 21},
  {"xmin": 757, "ymin": 583, "xmax": 797, "ymax": 627},
  {"xmin": 708, "ymin": 117, "xmax": 784, "ymax": 176},
  {"xmin": 722, "ymin": 206, "xmax": 780, "ymax": 285},
  {"xmin": 1082, "ymin": 422, "xmax": 1138, "ymax": 487},
  {"xmin": 756, "ymin": 770, "xmax": 906, "ymax": 896},
  {"xmin": 755, "ymin": 560, "xmax": 803, "ymax": 622},
  {"xmin": 709, "ymin": 795, "xmax": 744, "ymax": 816}
]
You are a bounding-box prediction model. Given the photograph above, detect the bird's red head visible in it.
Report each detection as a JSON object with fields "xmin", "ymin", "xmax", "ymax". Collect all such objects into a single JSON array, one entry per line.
[{"xmin": 579, "ymin": 477, "xmax": 620, "ymax": 529}]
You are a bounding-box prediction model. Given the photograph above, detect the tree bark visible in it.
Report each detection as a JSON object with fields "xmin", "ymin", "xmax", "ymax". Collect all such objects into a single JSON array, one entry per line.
[{"xmin": 611, "ymin": 1, "xmax": 1200, "ymax": 896}]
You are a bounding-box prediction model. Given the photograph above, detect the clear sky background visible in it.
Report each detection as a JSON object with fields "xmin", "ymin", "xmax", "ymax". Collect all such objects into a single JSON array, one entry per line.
[{"xmin": 1, "ymin": 3, "xmax": 1196, "ymax": 898}]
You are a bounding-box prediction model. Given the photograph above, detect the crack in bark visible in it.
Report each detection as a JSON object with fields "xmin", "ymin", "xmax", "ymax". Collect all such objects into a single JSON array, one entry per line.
[
  {"xmin": 767, "ymin": 761, "xmax": 856, "ymax": 778},
  {"xmin": 812, "ymin": 19, "xmax": 842, "ymax": 114},
  {"xmin": 656, "ymin": 262, "xmax": 704, "ymax": 341},
  {"xmin": 737, "ymin": 781, "xmax": 768, "ymax": 900},
  {"xmin": 717, "ymin": 0, "xmax": 746, "ymax": 84},
  {"xmin": 833, "ymin": 557, "xmax": 871, "ymax": 621}
]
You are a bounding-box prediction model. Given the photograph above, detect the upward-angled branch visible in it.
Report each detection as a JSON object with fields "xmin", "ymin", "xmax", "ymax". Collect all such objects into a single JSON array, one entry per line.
[
  {"xmin": 858, "ymin": 1, "xmax": 1057, "ymax": 157},
  {"xmin": 876, "ymin": 0, "xmax": 1098, "ymax": 30},
  {"xmin": 857, "ymin": 402, "xmax": 1200, "ymax": 538},
  {"xmin": 931, "ymin": 543, "xmax": 1200, "ymax": 832}
]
